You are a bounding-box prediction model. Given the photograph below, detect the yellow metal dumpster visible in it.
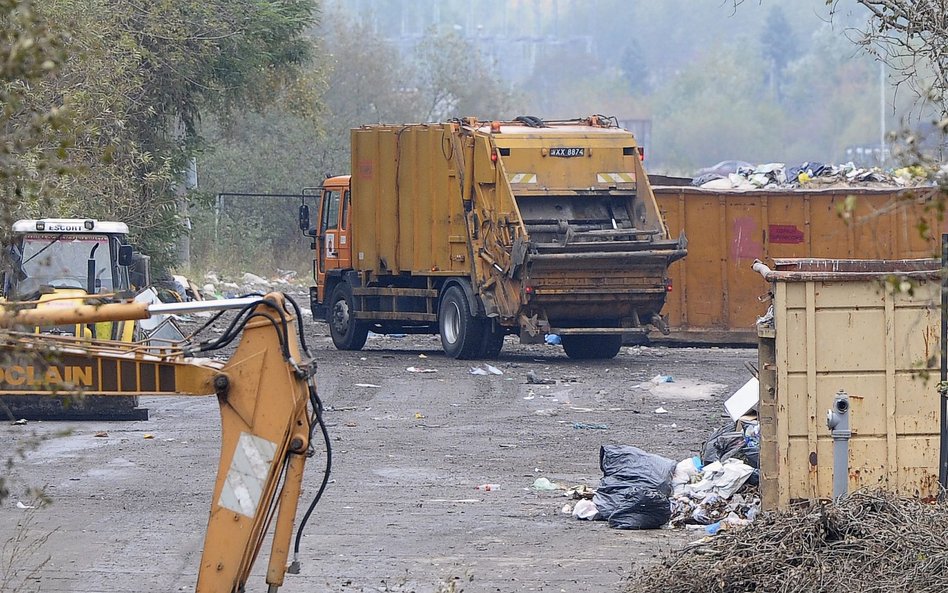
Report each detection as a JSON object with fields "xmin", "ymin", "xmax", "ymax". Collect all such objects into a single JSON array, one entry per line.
[
  {"xmin": 654, "ymin": 186, "xmax": 942, "ymax": 343},
  {"xmin": 756, "ymin": 258, "xmax": 941, "ymax": 509}
]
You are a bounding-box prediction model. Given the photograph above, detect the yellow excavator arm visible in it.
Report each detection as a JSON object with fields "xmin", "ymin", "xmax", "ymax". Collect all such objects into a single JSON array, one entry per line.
[{"xmin": 0, "ymin": 293, "xmax": 327, "ymax": 593}]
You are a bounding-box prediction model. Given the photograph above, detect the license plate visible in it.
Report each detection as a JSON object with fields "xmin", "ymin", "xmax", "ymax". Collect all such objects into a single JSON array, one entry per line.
[{"xmin": 549, "ymin": 147, "xmax": 584, "ymax": 158}]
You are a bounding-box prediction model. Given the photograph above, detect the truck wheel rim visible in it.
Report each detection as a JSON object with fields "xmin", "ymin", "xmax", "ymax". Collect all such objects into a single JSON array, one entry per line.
[
  {"xmin": 443, "ymin": 302, "xmax": 461, "ymax": 344},
  {"xmin": 333, "ymin": 299, "xmax": 350, "ymax": 334}
]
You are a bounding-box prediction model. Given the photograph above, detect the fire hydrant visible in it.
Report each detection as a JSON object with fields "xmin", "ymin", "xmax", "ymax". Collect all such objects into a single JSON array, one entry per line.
[{"xmin": 826, "ymin": 389, "xmax": 851, "ymax": 498}]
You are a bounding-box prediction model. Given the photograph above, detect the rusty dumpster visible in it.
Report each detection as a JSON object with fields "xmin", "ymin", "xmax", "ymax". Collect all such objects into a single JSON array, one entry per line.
[
  {"xmin": 654, "ymin": 186, "xmax": 942, "ymax": 343},
  {"xmin": 756, "ymin": 258, "xmax": 941, "ymax": 509}
]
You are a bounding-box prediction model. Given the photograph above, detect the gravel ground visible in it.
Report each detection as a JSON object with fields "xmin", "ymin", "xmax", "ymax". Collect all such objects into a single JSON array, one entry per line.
[{"xmin": 0, "ymin": 303, "xmax": 755, "ymax": 593}]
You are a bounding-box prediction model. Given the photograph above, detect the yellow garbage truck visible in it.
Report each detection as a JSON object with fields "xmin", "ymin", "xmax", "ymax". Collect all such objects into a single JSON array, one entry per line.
[{"xmin": 299, "ymin": 116, "xmax": 686, "ymax": 359}]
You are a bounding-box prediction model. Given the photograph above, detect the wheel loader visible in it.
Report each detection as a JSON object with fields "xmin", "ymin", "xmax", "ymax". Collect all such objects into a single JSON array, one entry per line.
[{"xmin": 0, "ymin": 217, "xmax": 177, "ymax": 420}]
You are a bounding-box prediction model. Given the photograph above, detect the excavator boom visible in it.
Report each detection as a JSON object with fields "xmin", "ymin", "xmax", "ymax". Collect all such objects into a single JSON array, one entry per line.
[{"xmin": 0, "ymin": 293, "xmax": 325, "ymax": 592}]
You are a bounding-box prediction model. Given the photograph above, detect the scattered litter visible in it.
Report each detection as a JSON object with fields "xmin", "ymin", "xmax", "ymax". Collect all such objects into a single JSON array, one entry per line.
[
  {"xmin": 354, "ymin": 383, "xmax": 379, "ymax": 388},
  {"xmin": 724, "ymin": 378, "xmax": 759, "ymax": 421},
  {"xmin": 650, "ymin": 374, "xmax": 674, "ymax": 384},
  {"xmin": 566, "ymin": 484, "xmax": 595, "ymax": 499},
  {"xmin": 523, "ymin": 395, "xmax": 535, "ymax": 400},
  {"xmin": 143, "ymin": 434, "xmax": 154, "ymax": 439},
  {"xmin": 679, "ymin": 459, "xmax": 755, "ymax": 500},
  {"xmin": 241, "ymin": 272, "xmax": 270, "ymax": 287},
  {"xmin": 701, "ymin": 420, "xmax": 760, "ymax": 485},
  {"xmin": 474, "ymin": 483, "xmax": 500, "ymax": 491},
  {"xmin": 672, "ymin": 456, "xmax": 703, "ymax": 490},
  {"xmin": 654, "ymin": 407, "xmax": 668, "ymax": 414},
  {"xmin": 414, "ymin": 412, "xmax": 425, "ymax": 419},
  {"xmin": 532, "ymin": 477, "xmax": 559, "ymax": 491},
  {"xmin": 94, "ymin": 431, "xmax": 109, "ymax": 438},
  {"xmin": 471, "ymin": 364, "xmax": 504, "ymax": 375},
  {"xmin": 406, "ymin": 367, "xmax": 437, "ymax": 373},
  {"xmin": 545, "ymin": 334, "xmax": 562, "ymax": 345},
  {"xmin": 642, "ymin": 377, "xmax": 726, "ymax": 400},
  {"xmin": 418, "ymin": 353, "xmax": 428, "ymax": 359},
  {"xmin": 526, "ymin": 370, "xmax": 555, "ymax": 384},
  {"xmin": 561, "ymin": 503, "xmax": 573, "ymax": 515},
  {"xmin": 756, "ymin": 303, "xmax": 774, "ymax": 326},
  {"xmin": 692, "ymin": 161, "xmax": 915, "ymax": 191},
  {"xmin": 15, "ymin": 501, "xmax": 35, "ymax": 510},
  {"xmin": 572, "ymin": 499, "xmax": 599, "ymax": 520},
  {"xmin": 11, "ymin": 418, "xmax": 27, "ymax": 425},
  {"xmin": 534, "ymin": 408, "xmax": 558, "ymax": 417},
  {"xmin": 572, "ymin": 422, "xmax": 609, "ymax": 430}
]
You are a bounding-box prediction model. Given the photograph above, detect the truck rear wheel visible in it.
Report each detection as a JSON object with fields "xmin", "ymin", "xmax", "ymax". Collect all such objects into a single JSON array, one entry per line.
[
  {"xmin": 329, "ymin": 283, "xmax": 369, "ymax": 351},
  {"xmin": 439, "ymin": 286, "xmax": 483, "ymax": 359},
  {"xmin": 561, "ymin": 334, "xmax": 622, "ymax": 360},
  {"xmin": 477, "ymin": 321, "xmax": 505, "ymax": 359}
]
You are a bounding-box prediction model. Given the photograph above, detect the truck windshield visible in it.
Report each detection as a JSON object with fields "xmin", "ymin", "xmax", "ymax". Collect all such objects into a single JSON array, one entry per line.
[{"xmin": 14, "ymin": 233, "xmax": 117, "ymax": 298}]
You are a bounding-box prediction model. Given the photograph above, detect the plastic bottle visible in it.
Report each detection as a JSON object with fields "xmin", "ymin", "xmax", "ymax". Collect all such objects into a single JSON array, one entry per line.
[{"xmin": 474, "ymin": 483, "xmax": 500, "ymax": 491}]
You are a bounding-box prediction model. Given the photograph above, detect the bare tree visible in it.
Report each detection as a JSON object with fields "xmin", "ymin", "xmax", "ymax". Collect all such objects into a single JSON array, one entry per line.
[{"xmin": 829, "ymin": 1, "xmax": 947, "ymax": 120}]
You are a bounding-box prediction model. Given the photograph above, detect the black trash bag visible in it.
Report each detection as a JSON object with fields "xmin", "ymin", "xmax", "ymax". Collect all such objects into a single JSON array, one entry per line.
[
  {"xmin": 592, "ymin": 445, "xmax": 676, "ymax": 530},
  {"xmin": 700, "ymin": 423, "xmax": 745, "ymax": 465},
  {"xmin": 594, "ymin": 477, "xmax": 673, "ymax": 529},
  {"xmin": 701, "ymin": 422, "xmax": 761, "ymax": 486},
  {"xmin": 598, "ymin": 445, "xmax": 676, "ymax": 493}
]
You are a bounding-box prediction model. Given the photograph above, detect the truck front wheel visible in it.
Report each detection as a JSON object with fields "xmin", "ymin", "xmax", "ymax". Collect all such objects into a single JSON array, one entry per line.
[
  {"xmin": 439, "ymin": 286, "xmax": 483, "ymax": 359},
  {"xmin": 328, "ymin": 283, "xmax": 369, "ymax": 351},
  {"xmin": 561, "ymin": 334, "xmax": 622, "ymax": 360}
]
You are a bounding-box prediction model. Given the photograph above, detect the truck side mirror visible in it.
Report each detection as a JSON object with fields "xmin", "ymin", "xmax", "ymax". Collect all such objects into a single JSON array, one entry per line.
[
  {"xmin": 298, "ymin": 204, "xmax": 310, "ymax": 232},
  {"xmin": 118, "ymin": 244, "xmax": 133, "ymax": 266},
  {"xmin": 129, "ymin": 252, "xmax": 151, "ymax": 290}
]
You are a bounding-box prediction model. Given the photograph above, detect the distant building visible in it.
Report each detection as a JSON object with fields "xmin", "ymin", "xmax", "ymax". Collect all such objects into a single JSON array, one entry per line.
[{"xmin": 843, "ymin": 144, "xmax": 889, "ymax": 168}]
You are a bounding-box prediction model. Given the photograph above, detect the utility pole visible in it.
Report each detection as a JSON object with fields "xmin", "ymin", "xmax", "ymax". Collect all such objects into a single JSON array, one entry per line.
[
  {"xmin": 175, "ymin": 157, "xmax": 197, "ymax": 272},
  {"xmin": 879, "ymin": 60, "xmax": 886, "ymax": 167}
]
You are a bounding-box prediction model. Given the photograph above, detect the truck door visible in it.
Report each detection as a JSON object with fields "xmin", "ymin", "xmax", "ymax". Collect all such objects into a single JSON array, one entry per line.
[
  {"xmin": 336, "ymin": 190, "xmax": 352, "ymax": 270},
  {"xmin": 316, "ymin": 188, "xmax": 345, "ymax": 299}
]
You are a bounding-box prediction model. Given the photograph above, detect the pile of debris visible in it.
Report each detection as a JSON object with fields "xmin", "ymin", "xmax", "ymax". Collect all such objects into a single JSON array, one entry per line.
[
  {"xmin": 565, "ymin": 374, "xmax": 762, "ymax": 532},
  {"xmin": 566, "ymin": 420, "xmax": 760, "ymax": 532},
  {"xmin": 198, "ymin": 270, "xmax": 301, "ymax": 300},
  {"xmin": 692, "ymin": 161, "xmax": 931, "ymax": 191},
  {"xmin": 625, "ymin": 490, "xmax": 948, "ymax": 593}
]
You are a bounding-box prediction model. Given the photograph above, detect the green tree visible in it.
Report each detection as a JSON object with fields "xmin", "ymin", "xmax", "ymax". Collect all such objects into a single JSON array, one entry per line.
[
  {"xmin": 413, "ymin": 28, "xmax": 516, "ymax": 121},
  {"xmin": 0, "ymin": 0, "xmax": 70, "ymax": 506},
  {"xmin": 620, "ymin": 39, "xmax": 651, "ymax": 95},
  {"xmin": 8, "ymin": 0, "xmax": 320, "ymax": 273},
  {"xmin": 192, "ymin": 9, "xmax": 413, "ymax": 274},
  {"xmin": 652, "ymin": 43, "xmax": 782, "ymax": 171},
  {"xmin": 761, "ymin": 6, "xmax": 797, "ymax": 102},
  {"xmin": 830, "ymin": 0, "xmax": 948, "ymax": 119},
  {"xmin": 0, "ymin": 0, "xmax": 69, "ymax": 241}
]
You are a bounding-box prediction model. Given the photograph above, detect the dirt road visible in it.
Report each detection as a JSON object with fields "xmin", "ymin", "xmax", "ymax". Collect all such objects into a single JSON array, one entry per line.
[{"xmin": 0, "ymin": 317, "xmax": 754, "ymax": 593}]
